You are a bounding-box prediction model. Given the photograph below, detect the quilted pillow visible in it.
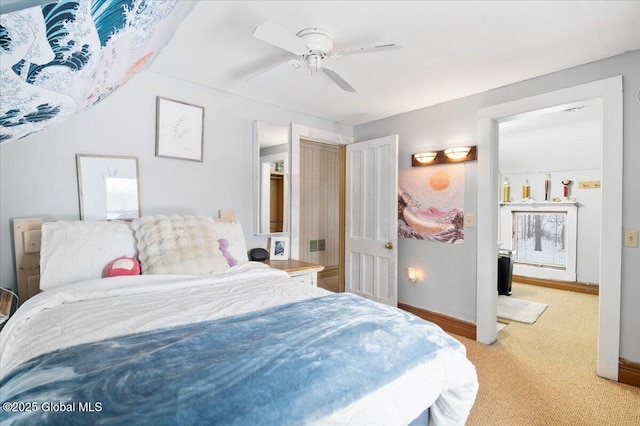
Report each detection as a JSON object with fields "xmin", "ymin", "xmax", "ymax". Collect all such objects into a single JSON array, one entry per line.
[
  {"xmin": 211, "ymin": 220, "xmax": 249, "ymax": 264},
  {"xmin": 131, "ymin": 215, "xmax": 229, "ymax": 275},
  {"xmin": 40, "ymin": 220, "xmax": 137, "ymax": 290}
]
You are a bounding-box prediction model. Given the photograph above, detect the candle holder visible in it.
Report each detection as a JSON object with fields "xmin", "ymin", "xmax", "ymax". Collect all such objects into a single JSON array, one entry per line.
[{"xmin": 544, "ymin": 173, "xmax": 551, "ymax": 201}]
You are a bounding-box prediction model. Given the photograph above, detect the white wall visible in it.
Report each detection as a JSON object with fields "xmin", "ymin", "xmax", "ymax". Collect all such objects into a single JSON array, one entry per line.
[
  {"xmin": 0, "ymin": 70, "xmax": 352, "ymax": 289},
  {"xmin": 498, "ymin": 169, "xmax": 601, "ymax": 285},
  {"xmin": 355, "ymin": 50, "xmax": 640, "ymax": 363},
  {"xmin": 499, "ymin": 105, "xmax": 602, "ymax": 284}
]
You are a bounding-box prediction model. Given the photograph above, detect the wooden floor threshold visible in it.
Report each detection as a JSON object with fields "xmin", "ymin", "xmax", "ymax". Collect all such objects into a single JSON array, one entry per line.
[
  {"xmin": 399, "ymin": 302, "xmax": 476, "ymax": 340},
  {"xmin": 513, "ymin": 275, "xmax": 599, "ymax": 295}
]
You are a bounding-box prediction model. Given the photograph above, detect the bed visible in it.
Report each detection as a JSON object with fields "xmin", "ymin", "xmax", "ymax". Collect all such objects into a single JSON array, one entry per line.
[{"xmin": 1, "ymin": 212, "xmax": 478, "ymax": 425}]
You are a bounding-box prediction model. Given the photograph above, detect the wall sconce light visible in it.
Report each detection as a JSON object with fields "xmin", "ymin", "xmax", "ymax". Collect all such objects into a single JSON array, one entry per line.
[
  {"xmin": 412, "ymin": 151, "xmax": 438, "ymax": 164},
  {"xmin": 412, "ymin": 145, "xmax": 477, "ymax": 167},
  {"xmin": 407, "ymin": 267, "xmax": 421, "ymax": 284},
  {"xmin": 444, "ymin": 146, "xmax": 471, "ymax": 160}
]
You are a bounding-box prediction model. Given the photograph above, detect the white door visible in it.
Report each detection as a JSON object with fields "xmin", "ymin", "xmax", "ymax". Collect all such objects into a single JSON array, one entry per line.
[{"xmin": 345, "ymin": 135, "xmax": 398, "ymax": 306}]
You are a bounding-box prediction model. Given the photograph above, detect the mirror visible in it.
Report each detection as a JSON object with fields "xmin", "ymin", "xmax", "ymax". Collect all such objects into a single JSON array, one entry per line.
[{"xmin": 253, "ymin": 121, "xmax": 289, "ymax": 235}]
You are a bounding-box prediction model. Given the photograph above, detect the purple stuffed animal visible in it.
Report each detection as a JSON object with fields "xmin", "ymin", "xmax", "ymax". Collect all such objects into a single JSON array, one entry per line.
[{"xmin": 218, "ymin": 238, "xmax": 237, "ymax": 267}]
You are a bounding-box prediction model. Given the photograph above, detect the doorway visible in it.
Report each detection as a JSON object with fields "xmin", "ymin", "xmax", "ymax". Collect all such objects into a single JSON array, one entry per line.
[
  {"xmin": 476, "ymin": 76, "xmax": 623, "ymax": 380},
  {"xmin": 289, "ymin": 124, "xmax": 353, "ymax": 292},
  {"xmin": 495, "ymin": 101, "xmax": 602, "ymax": 369},
  {"xmin": 498, "ymin": 102, "xmax": 602, "ymax": 287},
  {"xmin": 299, "ymin": 139, "xmax": 345, "ymax": 292}
]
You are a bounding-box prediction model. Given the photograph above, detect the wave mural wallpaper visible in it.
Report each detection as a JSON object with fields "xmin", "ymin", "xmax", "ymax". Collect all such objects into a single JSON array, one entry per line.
[
  {"xmin": 398, "ymin": 164, "xmax": 466, "ymax": 244},
  {"xmin": 0, "ymin": 0, "xmax": 194, "ymax": 143}
]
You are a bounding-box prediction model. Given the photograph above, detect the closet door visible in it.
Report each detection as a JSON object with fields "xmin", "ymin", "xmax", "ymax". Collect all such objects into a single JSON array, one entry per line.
[{"xmin": 300, "ymin": 140, "xmax": 342, "ymax": 292}]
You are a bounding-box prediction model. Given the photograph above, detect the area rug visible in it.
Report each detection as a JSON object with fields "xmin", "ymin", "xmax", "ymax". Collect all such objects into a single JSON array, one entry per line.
[{"xmin": 497, "ymin": 296, "xmax": 548, "ymax": 324}]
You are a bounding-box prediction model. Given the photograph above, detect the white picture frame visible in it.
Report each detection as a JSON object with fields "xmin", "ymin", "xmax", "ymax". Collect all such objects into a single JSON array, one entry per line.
[
  {"xmin": 156, "ymin": 96, "xmax": 204, "ymax": 162},
  {"xmin": 76, "ymin": 154, "xmax": 141, "ymax": 220},
  {"xmin": 269, "ymin": 236, "xmax": 289, "ymax": 260}
]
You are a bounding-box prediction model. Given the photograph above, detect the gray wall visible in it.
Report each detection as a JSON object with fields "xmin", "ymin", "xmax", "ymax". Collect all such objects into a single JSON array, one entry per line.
[
  {"xmin": 355, "ymin": 50, "xmax": 640, "ymax": 363},
  {"xmin": 0, "ymin": 70, "xmax": 352, "ymax": 288}
]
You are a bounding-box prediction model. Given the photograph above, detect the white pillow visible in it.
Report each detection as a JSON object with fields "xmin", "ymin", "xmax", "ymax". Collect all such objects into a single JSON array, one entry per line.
[
  {"xmin": 131, "ymin": 215, "xmax": 229, "ymax": 275},
  {"xmin": 40, "ymin": 220, "xmax": 137, "ymax": 290},
  {"xmin": 211, "ymin": 221, "xmax": 249, "ymax": 264}
]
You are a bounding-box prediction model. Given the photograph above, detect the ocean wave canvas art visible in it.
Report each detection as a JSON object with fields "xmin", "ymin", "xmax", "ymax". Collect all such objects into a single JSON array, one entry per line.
[
  {"xmin": 0, "ymin": 0, "xmax": 194, "ymax": 143},
  {"xmin": 398, "ymin": 164, "xmax": 465, "ymax": 244}
]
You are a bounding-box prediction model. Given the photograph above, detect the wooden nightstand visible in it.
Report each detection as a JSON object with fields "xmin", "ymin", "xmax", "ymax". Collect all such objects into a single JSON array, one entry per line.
[{"xmin": 264, "ymin": 259, "xmax": 324, "ymax": 286}]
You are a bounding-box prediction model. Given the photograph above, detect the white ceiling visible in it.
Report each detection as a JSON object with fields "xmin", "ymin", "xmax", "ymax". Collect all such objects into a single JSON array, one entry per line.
[
  {"xmin": 150, "ymin": 1, "xmax": 640, "ymax": 127},
  {"xmin": 499, "ymin": 102, "xmax": 602, "ymax": 174}
]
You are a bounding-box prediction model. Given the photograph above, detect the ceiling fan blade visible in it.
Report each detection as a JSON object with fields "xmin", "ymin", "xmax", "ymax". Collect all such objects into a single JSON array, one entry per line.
[
  {"xmin": 322, "ymin": 67, "xmax": 356, "ymax": 92},
  {"xmin": 333, "ymin": 44, "xmax": 401, "ymax": 57},
  {"xmin": 253, "ymin": 21, "xmax": 307, "ymax": 55},
  {"xmin": 247, "ymin": 60, "xmax": 301, "ymax": 88}
]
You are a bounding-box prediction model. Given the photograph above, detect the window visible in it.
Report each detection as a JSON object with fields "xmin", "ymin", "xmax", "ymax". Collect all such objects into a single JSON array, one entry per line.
[
  {"xmin": 499, "ymin": 203, "xmax": 577, "ymax": 282},
  {"xmin": 513, "ymin": 212, "xmax": 567, "ymax": 269}
]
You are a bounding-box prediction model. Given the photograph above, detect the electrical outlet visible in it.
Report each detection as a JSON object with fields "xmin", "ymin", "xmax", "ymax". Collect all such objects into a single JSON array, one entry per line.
[
  {"xmin": 464, "ymin": 214, "xmax": 474, "ymax": 228},
  {"xmin": 624, "ymin": 230, "xmax": 638, "ymax": 248}
]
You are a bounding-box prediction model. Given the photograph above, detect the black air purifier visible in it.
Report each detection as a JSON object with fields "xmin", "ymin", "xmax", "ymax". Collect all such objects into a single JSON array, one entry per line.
[{"xmin": 497, "ymin": 249, "xmax": 514, "ymax": 296}]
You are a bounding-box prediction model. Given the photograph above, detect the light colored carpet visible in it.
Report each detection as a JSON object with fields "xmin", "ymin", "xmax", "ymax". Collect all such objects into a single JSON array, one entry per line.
[
  {"xmin": 458, "ymin": 283, "xmax": 640, "ymax": 426},
  {"xmin": 497, "ymin": 322, "xmax": 508, "ymax": 333},
  {"xmin": 498, "ymin": 295, "xmax": 547, "ymax": 324}
]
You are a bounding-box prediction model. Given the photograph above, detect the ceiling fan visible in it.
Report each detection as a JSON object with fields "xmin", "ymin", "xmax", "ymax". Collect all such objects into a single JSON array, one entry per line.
[{"xmin": 247, "ymin": 21, "xmax": 401, "ymax": 92}]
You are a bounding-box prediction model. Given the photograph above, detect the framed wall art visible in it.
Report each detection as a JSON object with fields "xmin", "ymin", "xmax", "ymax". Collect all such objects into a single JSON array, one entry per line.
[
  {"xmin": 76, "ymin": 154, "xmax": 141, "ymax": 220},
  {"xmin": 398, "ymin": 163, "xmax": 466, "ymax": 244},
  {"xmin": 155, "ymin": 96, "xmax": 204, "ymax": 162},
  {"xmin": 269, "ymin": 236, "xmax": 289, "ymax": 260}
]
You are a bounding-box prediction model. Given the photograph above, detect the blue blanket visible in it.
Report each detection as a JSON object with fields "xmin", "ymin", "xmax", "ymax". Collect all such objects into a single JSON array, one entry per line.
[{"xmin": 1, "ymin": 293, "xmax": 460, "ymax": 425}]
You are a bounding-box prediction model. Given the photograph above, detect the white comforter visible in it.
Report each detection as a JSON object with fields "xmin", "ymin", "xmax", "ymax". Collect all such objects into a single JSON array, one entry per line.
[{"xmin": 0, "ymin": 262, "xmax": 477, "ymax": 425}]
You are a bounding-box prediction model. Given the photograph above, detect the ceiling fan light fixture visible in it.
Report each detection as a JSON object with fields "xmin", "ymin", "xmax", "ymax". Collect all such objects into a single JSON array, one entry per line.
[
  {"xmin": 413, "ymin": 152, "xmax": 438, "ymax": 164},
  {"xmin": 296, "ymin": 28, "xmax": 333, "ymax": 55},
  {"xmin": 307, "ymin": 54, "xmax": 322, "ymax": 72},
  {"xmin": 444, "ymin": 146, "xmax": 472, "ymax": 160}
]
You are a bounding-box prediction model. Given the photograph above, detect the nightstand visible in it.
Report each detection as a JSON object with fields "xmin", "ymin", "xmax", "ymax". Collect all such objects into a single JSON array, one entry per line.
[{"xmin": 264, "ymin": 259, "xmax": 324, "ymax": 286}]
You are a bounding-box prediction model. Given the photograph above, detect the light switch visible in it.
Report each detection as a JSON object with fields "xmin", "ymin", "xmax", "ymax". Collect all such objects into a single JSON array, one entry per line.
[
  {"xmin": 464, "ymin": 214, "xmax": 474, "ymax": 228},
  {"xmin": 624, "ymin": 230, "xmax": 638, "ymax": 248}
]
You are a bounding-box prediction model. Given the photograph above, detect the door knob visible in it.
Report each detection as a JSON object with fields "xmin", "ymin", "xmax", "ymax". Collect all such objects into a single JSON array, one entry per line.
[{"xmin": 385, "ymin": 242, "xmax": 393, "ymax": 249}]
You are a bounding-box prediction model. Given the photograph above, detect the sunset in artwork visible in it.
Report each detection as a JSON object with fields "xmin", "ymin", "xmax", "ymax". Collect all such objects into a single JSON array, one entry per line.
[
  {"xmin": 429, "ymin": 171, "xmax": 450, "ymax": 191},
  {"xmin": 398, "ymin": 164, "xmax": 465, "ymax": 243}
]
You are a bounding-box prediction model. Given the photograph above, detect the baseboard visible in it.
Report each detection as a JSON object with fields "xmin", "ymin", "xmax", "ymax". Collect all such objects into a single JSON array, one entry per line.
[
  {"xmin": 513, "ymin": 275, "xmax": 599, "ymax": 295},
  {"xmin": 619, "ymin": 358, "xmax": 640, "ymax": 388},
  {"xmin": 398, "ymin": 303, "xmax": 476, "ymax": 340}
]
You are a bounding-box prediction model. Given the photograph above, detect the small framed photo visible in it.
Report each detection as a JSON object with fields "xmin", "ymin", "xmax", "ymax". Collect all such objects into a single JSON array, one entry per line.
[
  {"xmin": 269, "ymin": 237, "xmax": 289, "ymax": 260},
  {"xmin": 156, "ymin": 96, "xmax": 204, "ymax": 162}
]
